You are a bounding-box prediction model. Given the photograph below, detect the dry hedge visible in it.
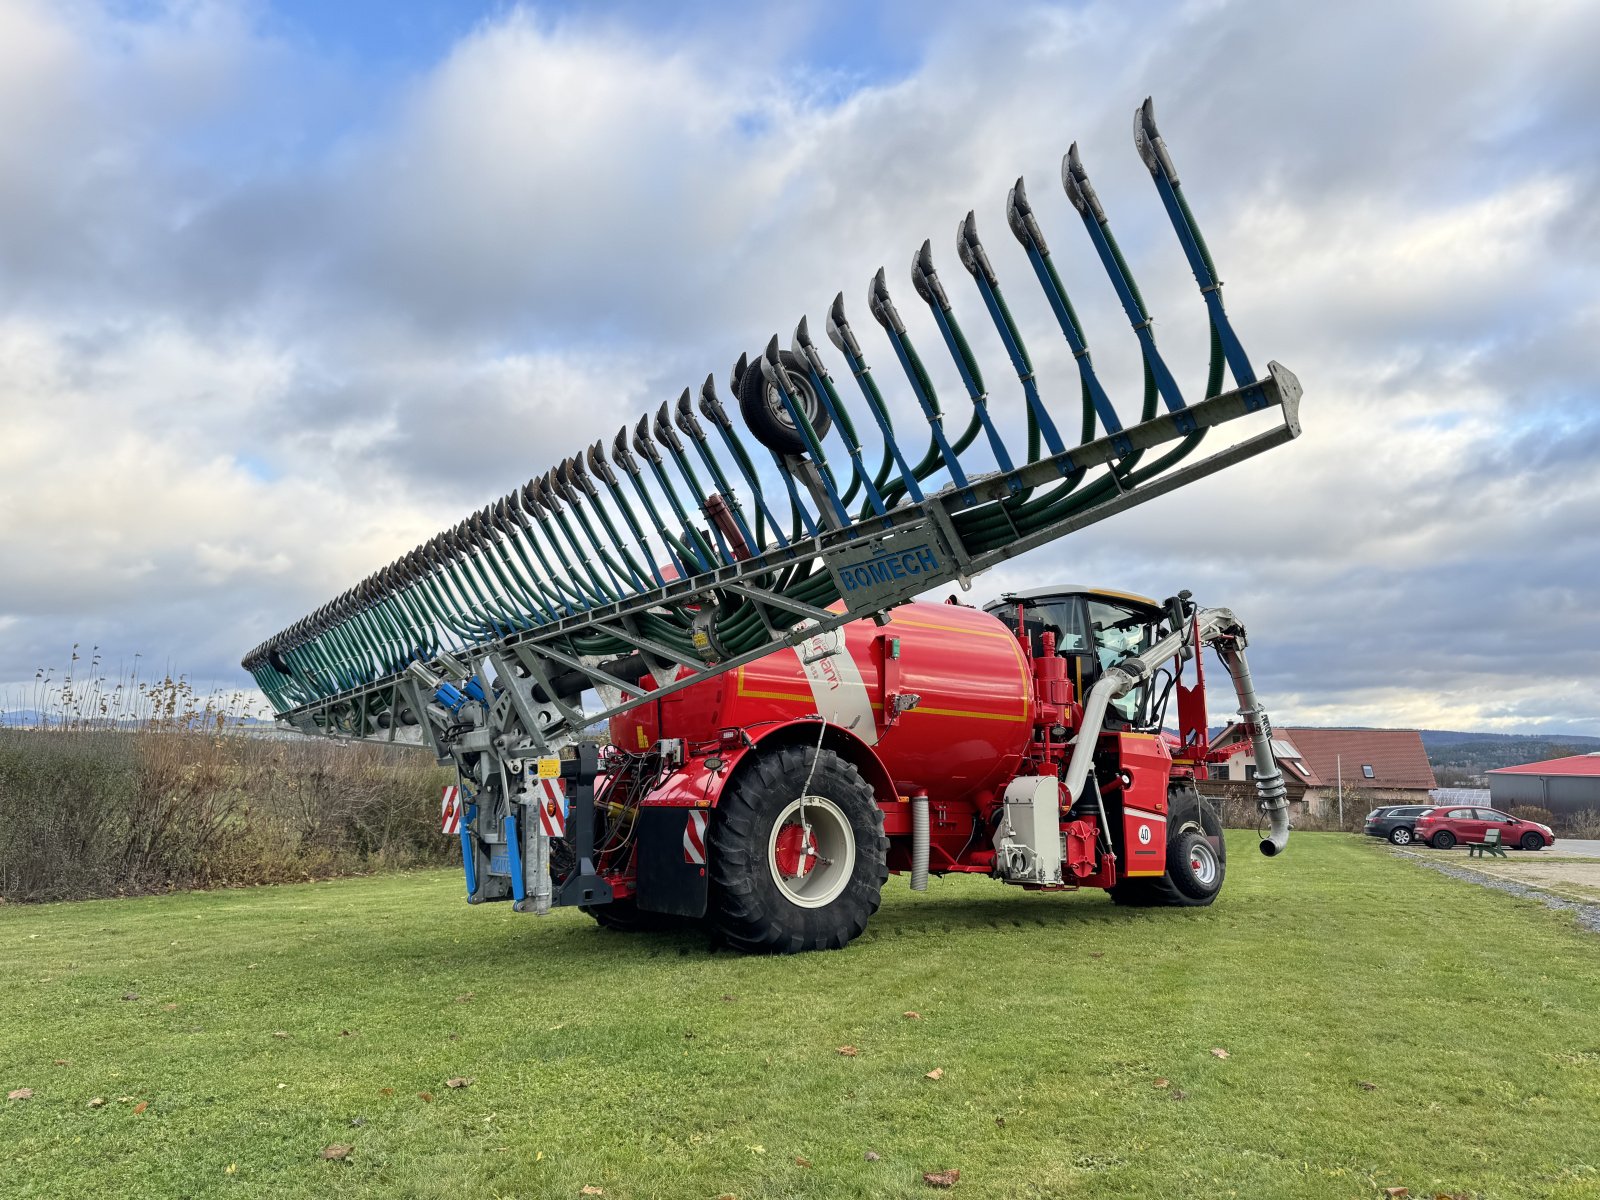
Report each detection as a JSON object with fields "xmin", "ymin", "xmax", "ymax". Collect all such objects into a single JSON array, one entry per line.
[{"xmin": 0, "ymin": 728, "xmax": 454, "ymax": 902}]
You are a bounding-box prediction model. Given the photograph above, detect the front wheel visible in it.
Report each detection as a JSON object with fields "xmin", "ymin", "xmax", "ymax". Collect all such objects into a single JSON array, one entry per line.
[
  {"xmin": 1389, "ymin": 826, "xmax": 1413, "ymax": 846},
  {"xmin": 1520, "ymin": 832, "xmax": 1545, "ymax": 851},
  {"xmin": 1109, "ymin": 788, "xmax": 1225, "ymax": 908},
  {"xmin": 707, "ymin": 744, "xmax": 887, "ymax": 953},
  {"xmin": 1431, "ymin": 830, "xmax": 1457, "ymax": 850}
]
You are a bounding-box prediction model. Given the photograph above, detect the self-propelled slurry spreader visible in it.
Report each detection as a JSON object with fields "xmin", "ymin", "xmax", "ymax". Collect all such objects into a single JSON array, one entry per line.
[{"xmin": 245, "ymin": 100, "xmax": 1300, "ymax": 952}]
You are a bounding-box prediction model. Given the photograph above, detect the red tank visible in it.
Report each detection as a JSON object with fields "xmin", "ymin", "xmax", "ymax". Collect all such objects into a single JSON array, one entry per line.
[{"xmin": 611, "ymin": 600, "xmax": 1033, "ymax": 805}]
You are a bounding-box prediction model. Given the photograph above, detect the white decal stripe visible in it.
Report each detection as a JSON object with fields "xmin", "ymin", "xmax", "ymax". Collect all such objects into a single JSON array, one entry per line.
[
  {"xmin": 1123, "ymin": 807, "xmax": 1168, "ymax": 823},
  {"xmin": 790, "ymin": 620, "xmax": 878, "ymax": 746}
]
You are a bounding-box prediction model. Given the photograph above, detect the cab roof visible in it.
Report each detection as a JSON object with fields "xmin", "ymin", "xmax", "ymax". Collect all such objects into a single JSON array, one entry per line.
[{"xmin": 985, "ymin": 584, "xmax": 1160, "ymax": 610}]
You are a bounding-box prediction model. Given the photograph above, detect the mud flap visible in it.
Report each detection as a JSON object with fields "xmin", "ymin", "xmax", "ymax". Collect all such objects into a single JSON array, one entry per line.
[{"xmin": 634, "ymin": 807, "xmax": 710, "ymax": 918}]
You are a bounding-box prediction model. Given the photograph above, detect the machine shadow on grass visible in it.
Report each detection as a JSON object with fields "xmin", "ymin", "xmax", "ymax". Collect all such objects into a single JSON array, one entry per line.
[{"xmin": 466, "ymin": 884, "xmax": 1235, "ymax": 964}]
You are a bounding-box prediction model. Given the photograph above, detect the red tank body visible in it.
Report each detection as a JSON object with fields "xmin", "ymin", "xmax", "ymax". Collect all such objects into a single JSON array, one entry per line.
[{"xmin": 611, "ymin": 600, "xmax": 1033, "ymax": 806}]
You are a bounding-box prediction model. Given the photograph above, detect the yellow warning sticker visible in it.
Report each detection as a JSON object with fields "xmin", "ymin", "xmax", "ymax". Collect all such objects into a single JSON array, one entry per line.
[{"xmin": 536, "ymin": 758, "xmax": 562, "ymax": 779}]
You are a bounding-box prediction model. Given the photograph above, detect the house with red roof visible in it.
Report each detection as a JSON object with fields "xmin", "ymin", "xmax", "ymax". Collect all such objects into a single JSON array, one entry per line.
[
  {"xmin": 1210, "ymin": 727, "xmax": 1437, "ymax": 815},
  {"xmin": 1488, "ymin": 754, "xmax": 1600, "ymax": 817}
]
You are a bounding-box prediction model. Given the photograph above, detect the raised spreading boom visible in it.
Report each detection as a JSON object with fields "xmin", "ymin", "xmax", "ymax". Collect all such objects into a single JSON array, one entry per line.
[{"xmin": 243, "ymin": 99, "xmax": 1302, "ymax": 760}]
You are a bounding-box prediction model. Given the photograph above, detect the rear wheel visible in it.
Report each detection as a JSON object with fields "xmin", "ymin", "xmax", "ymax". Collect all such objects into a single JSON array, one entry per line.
[
  {"xmin": 1520, "ymin": 832, "xmax": 1544, "ymax": 851},
  {"xmin": 707, "ymin": 744, "xmax": 887, "ymax": 953},
  {"xmin": 1109, "ymin": 787, "xmax": 1226, "ymax": 908},
  {"xmin": 1431, "ymin": 830, "xmax": 1456, "ymax": 850},
  {"xmin": 1388, "ymin": 826, "xmax": 1413, "ymax": 846}
]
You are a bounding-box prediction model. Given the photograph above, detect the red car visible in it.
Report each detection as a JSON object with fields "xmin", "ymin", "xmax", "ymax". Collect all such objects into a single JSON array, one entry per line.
[{"xmin": 1413, "ymin": 806, "xmax": 1554, "ymax": 851}]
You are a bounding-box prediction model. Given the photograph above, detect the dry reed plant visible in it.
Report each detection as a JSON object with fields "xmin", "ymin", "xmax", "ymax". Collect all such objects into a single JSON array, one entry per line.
[{"xmin": 1, "ymin": 651, "xmax": 454, "ymax": 902}]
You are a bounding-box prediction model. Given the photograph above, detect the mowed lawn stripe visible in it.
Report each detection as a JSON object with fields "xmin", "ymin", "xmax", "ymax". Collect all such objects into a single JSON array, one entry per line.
[{"xmin": 2, "ymin": 834, "xmax": 1598, "ymax": 1199}]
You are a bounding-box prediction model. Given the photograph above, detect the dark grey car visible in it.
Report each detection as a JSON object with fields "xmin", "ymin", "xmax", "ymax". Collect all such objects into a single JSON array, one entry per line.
[{"xmin": 1363, "ymin": 805, "xmax": 1434, "ymax": 846}]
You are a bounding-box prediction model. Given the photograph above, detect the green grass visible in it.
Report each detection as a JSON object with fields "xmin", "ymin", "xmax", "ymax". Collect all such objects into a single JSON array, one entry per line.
[{"xmin": 3, "ymin": 835, "xmax": 1599, "ymax": 1199}]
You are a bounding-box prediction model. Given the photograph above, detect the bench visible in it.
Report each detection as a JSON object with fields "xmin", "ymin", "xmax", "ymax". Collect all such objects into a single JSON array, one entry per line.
[{"xmin": 1467, "ymin": 828, "xmax": 1507, "ymax": 859}]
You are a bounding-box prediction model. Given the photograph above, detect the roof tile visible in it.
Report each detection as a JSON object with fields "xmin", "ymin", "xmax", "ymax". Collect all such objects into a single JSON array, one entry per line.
[{"xmin": 1279, "ymin": 728, "xmax": 1437, "ymax": 790}]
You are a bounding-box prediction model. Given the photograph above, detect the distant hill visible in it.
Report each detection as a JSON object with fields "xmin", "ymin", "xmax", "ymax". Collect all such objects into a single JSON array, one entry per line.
[
  {"xmin": 1419, "ymin": 729, "xmax": 1600, "ymax": 748},
  {"xmin": 1420, "ymin": 730, "xmax": 1600, "ymax": 785}
]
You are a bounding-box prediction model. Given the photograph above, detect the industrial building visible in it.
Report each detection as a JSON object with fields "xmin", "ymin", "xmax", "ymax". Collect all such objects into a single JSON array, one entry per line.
[{"xmin": 1487, "ymin": 754, "xmax": 1600, "ymax": 817}]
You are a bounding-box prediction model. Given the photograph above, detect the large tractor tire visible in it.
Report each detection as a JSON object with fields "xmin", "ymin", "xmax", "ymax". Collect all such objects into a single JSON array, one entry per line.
[
  {"xmin": 736, "ymin": 349, "xmax": 833, "ymax": 456},
  {"xmin": 1109, "ymin": 786, "xmax": 1227, "ymax": 908},
  {"xmin": 707, "ymin": 744, "xmax": 887, "ymax": 953}
]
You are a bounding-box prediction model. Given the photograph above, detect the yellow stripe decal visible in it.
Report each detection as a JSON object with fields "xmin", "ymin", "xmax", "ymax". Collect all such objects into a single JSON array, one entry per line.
[{"xmin": 1125, "ymin": 869, "xmax": 1165, "ymax": 877}]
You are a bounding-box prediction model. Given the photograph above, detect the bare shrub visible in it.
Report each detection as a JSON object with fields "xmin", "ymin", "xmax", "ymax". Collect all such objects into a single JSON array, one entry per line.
[{"xmin": 0, "ymin": 728, "xmax": 453, "ymax": 902}]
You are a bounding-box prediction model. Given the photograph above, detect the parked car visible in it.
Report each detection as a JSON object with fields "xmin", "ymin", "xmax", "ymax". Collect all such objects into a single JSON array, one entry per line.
[
  {"xmin": 1363, "ymin": 805, "xmax": 1436, "ymax": 846},
  {"xmin": 1413, "ymin": 806, "xmax": 1555, "ymax": 851}
]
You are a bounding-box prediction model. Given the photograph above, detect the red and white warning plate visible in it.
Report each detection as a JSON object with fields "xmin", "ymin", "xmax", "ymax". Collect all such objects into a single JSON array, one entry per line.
[
  {"xmin": 683, "ymin": 810, "xmax": 708, "ymax": 864},
  {"xmin": 536, "ymin": 778, "xmax": 568, "ymax": 838},
  {"xmin": 440, "ymin": 785, "xmax": 463, "ymax": 835}
]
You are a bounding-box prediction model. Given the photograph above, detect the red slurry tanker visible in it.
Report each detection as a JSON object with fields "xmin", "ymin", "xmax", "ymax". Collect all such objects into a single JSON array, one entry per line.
[
  {"xmin": 570, "ymin": 586, "xmax": 1285, "ymax": 952},
  {"xmin": 243, "ymin": 101, "xmax": 1300, "ymax": 953}
]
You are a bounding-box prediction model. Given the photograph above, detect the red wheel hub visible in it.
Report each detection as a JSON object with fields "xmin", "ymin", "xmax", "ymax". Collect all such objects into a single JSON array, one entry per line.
[{"xmin": 772, "ymin": 821, "xmax": 817, "ymax": 879}]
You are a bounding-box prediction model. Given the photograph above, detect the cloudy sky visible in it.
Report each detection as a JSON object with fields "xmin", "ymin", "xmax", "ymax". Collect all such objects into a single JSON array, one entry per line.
[{"xmin": 2, "ymin": 0, "xmax": 1596, "ymax": 735}]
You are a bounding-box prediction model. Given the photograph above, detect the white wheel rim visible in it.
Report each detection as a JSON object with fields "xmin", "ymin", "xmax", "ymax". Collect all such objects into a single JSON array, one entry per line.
[
  {"xmin": 767, "ymin": 796, "xmax": 855, "ymax": 908},
  {"xmin": 1188, "ymin": 839, "xmax": 1219, "ymax": 888},
  {"xmin": 1395, "ymin": 829, "xmax": 1410, "ymax": 844}
]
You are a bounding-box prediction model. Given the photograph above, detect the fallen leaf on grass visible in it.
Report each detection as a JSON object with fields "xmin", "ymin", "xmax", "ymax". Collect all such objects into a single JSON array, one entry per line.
[
  {"xmin": 121, "ymin": 992, "xmax": 140, "ymax": 1001},
  {"xmin": 454, "ymin": 992, "xmax": 475, "ymax": 1004},
  {"xmin": 1382, "ymin": 1189, "xmax": 1407, "ymax": 1198},
  {"xmin": 446, "ymin": 1077, "xmax": 473, "ymax": 1089},
  {"xmin": 923, "ymin": 1168, "xmax": 960, "ymax": 1188},
  {"xmin": 1170, "ymin": 1089, "xmax": 1188, "ymax": 1101},
  {"xmin": 903, "ymin": 1011, "xmax": 922, "ymax": 1020},
  {"xmin": 993, "ymin": 1117, "xmax": 1005, "ymax": 1128},
  {"xmin": 52, "ymin": 1059, "xmax": 70, "ymax": 1066},
  {"xmin": 794, "ymin": 1156, "xmax": 811, "ymax": 1168},
  {"xmin": 349, "ymin": 1117, "xmax": 366, "ymax": 1128},
  {"xmin": 1089, "ymin": 951, "xmax": 1104, "ymax": 959},
  {"xmin": 379, "ymin": 1087, "xmax": 394, "ymax": 1096},
  {"xmin": 8, "ymin": 1088, "xmax": 33, "ymax": 1100},
  {"xmin": 225, "ymin": 1163, "xmax": 236, "ymax": 1175},
  {"xmin": 580, "ymin": 1187, "xmax": 604, "ymax": 1196},
  {"xmin": 88, "ymin": 1097, "xmax": 106, "ymax": 1108},
  {"xmin": 837, "ymin": 1046, "xmax": 859, "ymax": 1057},
  {"xmin": 1209, "ymin": 1048, "xmax": 1230, "ymax": 1059},
  {"xmin": 865, "ymin": 1151, "xmax": 882, "ymax": 1161},
  {"xmin": 721, "ymin": 994, "xmax": 736, "ymax": 1002},
  {"xmin": 161, "ymin": 1004, "xmax": 179, "ymax": 1012},
  {"xmin": 1153, "ymin": 1078, "xmax": 1170, "ymax": 1089},
  {"xmin": 417, "ymin": 1092, "xmax": 434, "ymax": 1103},
  {"xmin": 132, "ymin": 1101, "xmax": 148, "ymax": 1114},
  {"xmin": 1359, "ymin": 1081, "xmax": 1379, "ymax": 1091},
  {"xmin": 273, "ymin": 1031, "xmax": 289, "ymax": 1039},
  {"xmin": 340, "ymin": 1030, "xmax": 355, "ymax": 1037},
  {"xmin": 924, "ymin": 1068, "xmax": 944, "ymax": 1080},
  {"xmin": 320, "ymin": 1144, "xmax": 353, "ymax": 1161}
]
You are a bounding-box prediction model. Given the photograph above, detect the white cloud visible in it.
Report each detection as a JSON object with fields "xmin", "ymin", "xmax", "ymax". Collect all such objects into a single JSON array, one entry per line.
[{"xmin": 2, "ymin": 0, "xmax": 1598, "ymax": 735}]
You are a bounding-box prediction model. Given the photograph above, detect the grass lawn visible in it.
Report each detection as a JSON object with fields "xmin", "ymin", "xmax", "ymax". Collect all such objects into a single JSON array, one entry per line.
[{"xmin": 3, "ymin": 834, "xmax": 1598, "ymax": 1199}]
